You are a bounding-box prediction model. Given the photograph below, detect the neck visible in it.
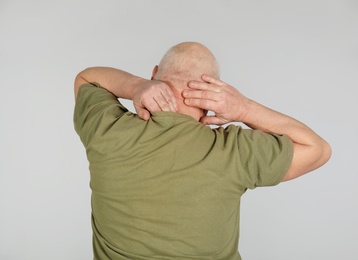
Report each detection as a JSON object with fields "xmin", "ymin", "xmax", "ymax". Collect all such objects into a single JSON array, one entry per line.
[
  {"xmin": 158, "ymin": 78, "xmax": 204, "ymax": 121},
  {"xmin": 175, "ymin": 97, "xmax": 204, "ymax": 121}
]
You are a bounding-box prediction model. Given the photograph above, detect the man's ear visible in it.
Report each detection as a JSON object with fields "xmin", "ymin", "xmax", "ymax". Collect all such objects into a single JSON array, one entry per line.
[{"xmin": 151, "ymin": 65, "xmax": 159, "ymax": 80}]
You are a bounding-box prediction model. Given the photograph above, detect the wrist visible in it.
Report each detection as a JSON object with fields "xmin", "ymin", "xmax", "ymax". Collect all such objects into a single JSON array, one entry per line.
[
  {"xmin": 235, "ymin": 97, "xmax": 253, "ymax": 123},
  {"xmin": 125, "ymin": 76, "xmax": 147, "ymax": 100}
]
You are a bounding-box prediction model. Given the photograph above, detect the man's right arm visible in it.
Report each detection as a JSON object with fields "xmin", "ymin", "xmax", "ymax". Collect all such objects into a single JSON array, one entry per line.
[
  {"xmin": 74, "ymin": 67, "xmax": 177, "ymax": 120},
  {"xmin": 183, "ymin": 75, "xmax": 332, "ymax": 181}
]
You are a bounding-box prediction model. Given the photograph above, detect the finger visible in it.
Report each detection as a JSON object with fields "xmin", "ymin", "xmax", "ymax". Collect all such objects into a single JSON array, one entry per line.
[
  {"xmin": 153, "ymin": 95, "xmax": 171, "ymax": 112},
  {"xmin": 136, "ymin": 107, "xmax": 150, "ymax": 120},
  {"xmin": 162, "ymin": 89, "xmax": 178, "ymax": 112},
  {"xmin": 141, "ymin": 99, "xmax": 161, "ymax": 113},
  {"xmin": 200, "ymin": 116, "xmax": 220, "ymax": 125},
  {"xmin": 188, "ymin": 81, "xmax": 221, "ymax": 93},
  {"xmin": 182, "ymin": 89, "xmax": 221, "ymax": 101},
  {"xmin": 200, "ymin": 116, "xmax": 223, "ymax": 125},
  {"xmin": 201, "ymin": 74, "xmax": 225, "ymax": 86},
  {"xmin": 184, "ymin": 98, "xmax": 217, "ymax": 111}
]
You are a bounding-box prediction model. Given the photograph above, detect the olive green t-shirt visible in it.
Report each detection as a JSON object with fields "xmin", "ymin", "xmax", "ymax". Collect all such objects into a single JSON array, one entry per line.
[{"xmin": 74, "ymin": 83, "xmax": 293, "ymax": 260}]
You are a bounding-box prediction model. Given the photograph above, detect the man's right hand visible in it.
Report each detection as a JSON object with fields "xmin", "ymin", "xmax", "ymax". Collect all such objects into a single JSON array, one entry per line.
[
  {"xmin": 183, "ymin": 75, "xmax": 250, "ymax": 125},
  {"xmin": 75, "ymin": 67, "xmax": 178, "ymax": 121},
  {"xmin": 132, "ymin": 79, "xmax": 178, "ymax": 120}
]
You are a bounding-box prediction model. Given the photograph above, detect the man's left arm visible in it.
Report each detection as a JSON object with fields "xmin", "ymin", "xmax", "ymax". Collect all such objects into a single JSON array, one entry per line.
[
  {"xmin": 74, "ymin": 67, "xmax": 178, "ymax": 120},
  {"xmin": 183, "ymin": 75, "xmax": 331, "ymax": 182}
]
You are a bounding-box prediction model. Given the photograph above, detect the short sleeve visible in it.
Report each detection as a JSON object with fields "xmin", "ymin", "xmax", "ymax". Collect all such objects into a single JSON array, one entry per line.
[
  {"xmin": 73, "ymin": 83, "xmax": 128, "ymax": 147},
  {"xmin": 236, "ymin": 128, "xmax": 294, "ymax": 189}
]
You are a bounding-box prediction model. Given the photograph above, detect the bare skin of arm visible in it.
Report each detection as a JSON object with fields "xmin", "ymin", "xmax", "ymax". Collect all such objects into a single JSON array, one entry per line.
[
  {"xmin": 183, "ymin": 75, "xmax": 332, "ymax": 181},
  {"xmin": 74, "ymin": 67, "xmax": 178, "ymax": 120}
]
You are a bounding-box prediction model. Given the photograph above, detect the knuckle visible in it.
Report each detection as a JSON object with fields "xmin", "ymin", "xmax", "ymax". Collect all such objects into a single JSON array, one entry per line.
[
  {"xmin": 149, "ymin": 85, "xmax": 157, "ymax": 91},
  {"xmin": 200, "ymin": 99, "xmax": 208, "ymax": 107},
  {"xmin": 201, "ymin": 91, "xmax": 209, "ymax": 99},
  {"xmin": 218, "ymin": 93, "xmax": 225, "ymax": 100},
  {"xmin": 208, "ymin": 84, "xmax": 215, "ymax": 91}
]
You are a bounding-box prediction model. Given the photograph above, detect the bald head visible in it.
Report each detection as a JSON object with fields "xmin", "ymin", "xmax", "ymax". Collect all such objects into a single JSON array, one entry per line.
[
  {"xmin": 153, "ymin": 42, "xmax": 220, "ymax": 85},
  {"xmin": 151, "ymin": 42, "xmax": 219, "ymax": 121}
]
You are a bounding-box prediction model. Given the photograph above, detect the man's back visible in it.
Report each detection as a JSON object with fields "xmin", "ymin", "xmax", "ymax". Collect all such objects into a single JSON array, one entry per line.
[{"xmin": 74, "ymin": 83, "xmax": 293, "ymax": 259}]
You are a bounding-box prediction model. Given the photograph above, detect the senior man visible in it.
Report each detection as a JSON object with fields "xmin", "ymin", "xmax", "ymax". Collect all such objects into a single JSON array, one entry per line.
[{"xmin": 74, "ymin": 42, "xmax": 331, "ymax": 259}]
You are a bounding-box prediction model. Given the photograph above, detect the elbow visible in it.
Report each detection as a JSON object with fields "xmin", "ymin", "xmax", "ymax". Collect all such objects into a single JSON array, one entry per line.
[
  {"xmin": 310, "ymin": 138, "xmax": 332, "ymax": 173},
  {"xmin": 319, "ymin": 139, "xmax": 332, "ymax": 167},
  {"xmin": 283, "ymin": 139, "xmax": 332, "ymax": 182},
  {"xmin": 74, "ymin": 68, "xmax": 92, "ymax": 98},
  {"xmin": 75, "ymin": 68, "xmax": 91, "ymax": 83}
]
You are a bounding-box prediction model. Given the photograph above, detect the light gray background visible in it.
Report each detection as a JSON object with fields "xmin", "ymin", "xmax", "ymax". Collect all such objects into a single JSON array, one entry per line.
[{"xmin": 1, "ymin": 0, "xmax": 357, "ymax": 259}]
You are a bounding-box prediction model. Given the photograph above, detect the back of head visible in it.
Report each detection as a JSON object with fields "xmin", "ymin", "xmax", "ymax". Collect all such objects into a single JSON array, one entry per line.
[{"xmin": 154, "ymin": 42, "xmax": 220, "ymax": 86}]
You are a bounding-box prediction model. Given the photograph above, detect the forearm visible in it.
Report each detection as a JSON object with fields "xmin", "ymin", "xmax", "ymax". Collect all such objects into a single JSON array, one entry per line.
[
  {"xmin": 243, "ymin": 99, "xmax": 318, "ymax": 145},
  {"xmin": 243, "ymin": 99, "xmax": 331, "ymax": 180},
  {"xmin": 74, "ymin": 66, "xmax": 178, "ymax": 120},
  {"xmin": 74, "ymin": 67, "xmax": 145, "ymax": 99},
  {"xmin": 184, "ymin": 75, "xmax": 331, "ymax": 180}
]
